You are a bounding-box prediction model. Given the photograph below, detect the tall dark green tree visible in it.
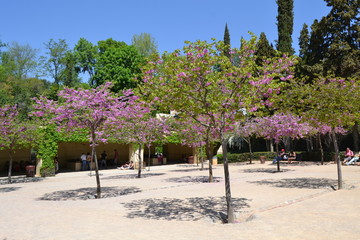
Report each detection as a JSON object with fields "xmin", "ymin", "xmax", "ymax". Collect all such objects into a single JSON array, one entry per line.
[
  {"xmin": 276, "ymin": 0, "xmax": 294, "ymax": 55},
  {"xmin": 223, "ymin": 23, "xmax": 231, "ymax": 58},
  {"xmin": 306, "ymin": 0, "xmax": 360, "ymax": 79},
  {"xmin": 63, "ymin": 52, "xmax": 80, "ymax": 87},
  {"xmin": 296, "ymin": 23, "xmax": 314, "ymax": 79},
  {"xmin": 255, "ymin": 32, "xmax": 276, "ymax": 65},
  {"xmin": 298, "ymin": 24, "xmax": 310, "ymax": 59}
]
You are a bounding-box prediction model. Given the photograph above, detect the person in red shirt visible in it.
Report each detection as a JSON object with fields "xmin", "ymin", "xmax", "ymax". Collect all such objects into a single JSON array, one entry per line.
[{"xmin": 343, "ymin": 147, "xmax": 354, "ymax": 164}]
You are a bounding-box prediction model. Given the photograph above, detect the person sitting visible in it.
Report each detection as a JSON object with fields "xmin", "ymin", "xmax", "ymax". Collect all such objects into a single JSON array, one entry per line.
[
  {"xmin": 273, "ymin": 149, "xmax": 286, "ymax": 164},
  {"xmin": 288, "ymin": 151, "xmax": 296, "ymax": 164},
  {"xmin": 118, "ymin": 161, "xmax": 134, "ymax": 170},
  {"xmin": 345, "ymin": 152, "xmax": 360, "ymax": 165},
  {"xmin": 342, "ymin": 147, "xmax": 354, "ymax": 164}
]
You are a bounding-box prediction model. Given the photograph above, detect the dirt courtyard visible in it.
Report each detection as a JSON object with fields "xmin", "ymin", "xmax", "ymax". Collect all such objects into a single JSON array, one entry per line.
[{"xmin": 1, "ymin": 161, "xmax": 359, "ymax": 240}]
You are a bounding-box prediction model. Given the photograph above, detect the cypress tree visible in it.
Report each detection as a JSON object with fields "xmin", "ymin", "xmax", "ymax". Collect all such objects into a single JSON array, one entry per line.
[
  {"xmin": 298, "ymin": 23, "xmax": 310, "ymax": 59},
  {"xmin": 223, "ymin": 23, "xmax": 231, "ymax": 58},
  {"xmin": 255, "ymin": 32, "xmax": 276, "ymax": 65},
  {"xmin": 276, "ymin": 0, "xmax": 294, "ymax": 55}
]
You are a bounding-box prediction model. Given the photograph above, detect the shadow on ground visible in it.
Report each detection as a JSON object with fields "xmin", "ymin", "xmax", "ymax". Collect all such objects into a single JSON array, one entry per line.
[
  {"xmin": 166, "ymin": 176, "xmax": 222, "ymax": 183},
  {"xmin": 170, "ymin": 168, "xmax": 213, "ymax": 173},
  {"xmin": 0, "ymin": 187, "xmax": 21, "ymax": 193},
  {"xmin": 242, "ymin": 168, "xmax": 294, "ymax": 174},
  {"xmin": 123, "ymin": 196, "xmax": 250, "ymax": 222},
  {"xmin": 39, "ymin": 186, "xmax": 141, "ymax": 201},
  {"xmin": 0, "ymin": 176, "xmax": 43, "ymax": 185},
  {"xmin": 248, "ymin": 177, "xmax": 338, "ymax": 189},
  {"xmin": 102, "ymin": 173, "xmax": 165, "ymax": 180}
]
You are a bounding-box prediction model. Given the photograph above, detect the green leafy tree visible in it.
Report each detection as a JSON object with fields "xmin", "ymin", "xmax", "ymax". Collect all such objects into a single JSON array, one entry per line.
[
  {"xmin": 131, "ymin": 33, "xmax": 158, "ymax": 58},
  {"xmin": 276, "ymin": 0, "xmax": 294, "ymax": 54},
  {"xmin": 1, "ymin": 42, "xmax": 40, "ymax": 79},
  {"xmin": 0, "ymin": 39, "xmax": 6, "ymax": 53},
  {"xmin": 93, "ymin": 39, "xmax": 145, "ymax": 92},
  {"xmin": 74, "ymin": 38, "xmax": 98, "ymax": 86},
  {"xmin": 43, "ymin": 39, "xmax": 69, "ymax": 85}
]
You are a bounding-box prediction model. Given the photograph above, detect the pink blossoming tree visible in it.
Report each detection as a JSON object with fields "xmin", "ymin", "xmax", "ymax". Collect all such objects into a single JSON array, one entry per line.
[
  {"xmin": 32, "ymin": 82, "xmax": 147, "ymax": 198},
  {"xmin": 234, "ymin": 119, "xmax": 259, "ymax": 164},
  {"xmin": 252, "ymin": 113, "xmax": 313, "ymax": 171},
  {"xmin": 138, "ymin": 37, "xmax": 295, "ymax": 223},
  {"xmin": 0, "ymin": 105, "xmax": 35, "ymax": 183},
  {"xmin": 116, "ymin": 115, "xmax": 171, "ymax": 178},
  {"xmin": 282, "ymin": 77, "xmax": 358, "ymax": 189}
]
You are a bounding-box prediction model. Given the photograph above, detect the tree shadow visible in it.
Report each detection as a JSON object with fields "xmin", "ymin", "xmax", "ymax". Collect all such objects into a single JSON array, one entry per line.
[
  {"xmin": 38, "ymin": 186, "xmax": 141, "ymax": 201},
  {"xmin": 165, "ymin": 176, "xmax": 222, "ymax": 183},
  {"xmin": 242, "ymin": 168, "xmax": 293, "ymax": 174},
  {"xmin": 101, "ymin": 173, "xmax": 165, "ymax": 180},
  {"xmin": 0, "ymin": 187, "xmax": 21, "ymax": 193},
  {"xmin": 175, "ymin": 164, "xmax": 199, "ymax": 168},
  {"xmin": 122, "ymin": 196, "xmax": 250, "ymax": 222},
  {"xmin": 248, "ymin": 177, "xmax": 339, "ymax": 189},
  {"xmin": 170, "ymin": 168, "xmax": 211, "ymax": 173},
  {"xmin": 0, "ymin": 176, "xmax": 43, "ymax": 185}
]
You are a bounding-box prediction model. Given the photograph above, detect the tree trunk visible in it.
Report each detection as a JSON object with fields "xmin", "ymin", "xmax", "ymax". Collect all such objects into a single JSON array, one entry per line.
[
  {"xmin": 331, "ymin": 130, "xmax": 343, "ymax": 190},
  {"xmin": 147, "ymin": 144, "xmax": 151, "ymax": 171},
  {"xmin": 270, "ymin": 139, "xmax": 274, "ymax": 152},
  {"xmin": 248, "ymin": 137, "xmax": 253, "ymax": 164},
  {"xmin": 137, "ymin": 143, "xmax": 143, "ymax": 178},
  {"xmin": 222, "ymin": 139, "xmax": 234, "ymax": 223},
  {"xmin": 206, "ymin": 141, "xmax": 213, "ymax": 183},
  {"xmin": 276, "ymin": 143, "xmax": 280, "ymax": 172},
  {"xmin": 7, "ymin": 150, "xmax": 13, "ymax": 184},
  {"xmin": 91, "ymin": 132, "xmax": 101, "ymax": 199},
  {"xmin": 92, "ymin": 146, "xmax": 101, "ymax": 198},
  {"xmin": 200, "ymin": 146, "xmax": 204, "ymax": 170},
  {"xmin": 318, "ymin": 134, "xmax": 324, "ymax": 165},
  {"xmin": 352, "ymin": 122, "xmax": 359, "ymax": 152}
]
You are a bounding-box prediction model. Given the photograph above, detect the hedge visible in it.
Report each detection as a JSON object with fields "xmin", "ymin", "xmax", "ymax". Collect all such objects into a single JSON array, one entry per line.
[
  {"xmin": 216, "ymin": 151, "xmax": 343, "ymax": 164},
  {"xmin": 216, "ymin": 152, "xmax": 277, "ymax": 163}
]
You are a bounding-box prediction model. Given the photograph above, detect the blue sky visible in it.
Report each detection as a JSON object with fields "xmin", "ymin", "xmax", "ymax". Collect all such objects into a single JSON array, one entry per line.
[{"xmin": 1, "ymin": 0, "xmax": 330, "ymax": 56}]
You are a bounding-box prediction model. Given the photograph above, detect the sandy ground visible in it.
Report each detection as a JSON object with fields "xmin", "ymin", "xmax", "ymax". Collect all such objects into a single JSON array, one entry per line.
[{"xmin": 0, "ymin": 161, "xmax": 359, "ymax": 240}]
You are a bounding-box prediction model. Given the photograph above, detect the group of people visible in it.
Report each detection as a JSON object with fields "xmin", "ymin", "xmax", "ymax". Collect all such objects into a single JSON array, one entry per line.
[
  {"xmin": 80, "ymin": 152, "xmax": 93, "ymax": 171},
  {"xmin": 342, "ymin": 147, "xmax": 360, "ymax": 166},
  {"xmin": 80, "ymin": 149, "xmax": 119, "ymax": 170},
  {"xmin": 272, "ymin": 149, "xmax": 297, "ymax": 164}
]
